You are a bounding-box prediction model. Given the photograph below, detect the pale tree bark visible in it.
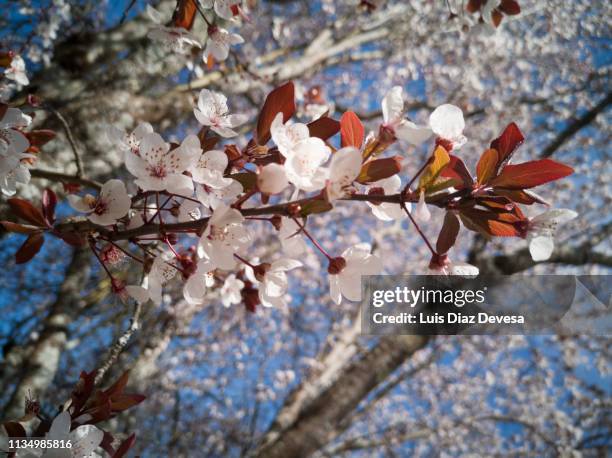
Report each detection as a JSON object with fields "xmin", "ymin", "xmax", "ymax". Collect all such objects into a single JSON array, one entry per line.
[
  {"xmin": 254, "ymin": 335, "xmax": 429, "ymax": 458},
  {"xmin": 1, "ymin": 248, "xmax": 91, "ymax": 420}
]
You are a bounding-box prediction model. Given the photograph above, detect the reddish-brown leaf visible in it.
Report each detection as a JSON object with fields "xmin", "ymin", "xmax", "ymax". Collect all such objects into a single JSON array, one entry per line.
[
  {"xmin": 494, "ymin": 188, "xmax": 548, "ymax": 205},
  {"xmin": 500, "ymin": 0, "xmax": 521, "ymax": 15},
  {"xmin": 490, "ymin": 159, "xmax": 574, "ymax": 189},
  {"xmin": 3, "ymin": 421, "xmax": 26, "ymax": 438},
  {"xmin": 172, "ymin": 0, "xmax": 197, "ymax": 29},
  {"xmin": 42, "ymin": 188, "xmax": 57, "ymax": 225},
  {"xmin": 104, "ymin": 371, "xmax": 130, "ymax": 398},
  {"xmin": 300, "ymin": 197, "xmax": 333, "ymax": 216},
  {"xmin": 436, "ymin": 212, "xmax": 460, "ymax": 255},
  {"xmin": 110, "ymin": 394, "xmax": 146, "ymax": 412},
  {"xmin": 112, "ymin": 433, "xmax": 136, "ymax": 458},
  {"xmin": 466, "ymin": 0, "xmax": 484, "ymax": 13},
  {"xmin": 476, "ymin": 148, "xmax": 499, "ymax": 185},
  {"xmin": 57, "ymin": 232, "xmax": 87, "ymax": 247},
  {"xmin": 229, "ymin": 172, "xmax": 258, "ymax": 191},
  {"xmin": 0, "ymin": 221, "xmax": 41, "ymax": 234},
  {"xmin": 26, "ymin": 130, "xmax": 56, "ymax": 147},
  {"xmin": 459, "ymin": 208, "xmax": 524, "ymax": 237},
  {"xmin": 441, "ymin": 155, "xmax": 473, "ymax": 188},
  {"xmin": 307, "ymin": 116, "xmax": 340, "ymax": 140},
  {"xmin": 8, "ymin": 198, "xmax": 47, "ymax": 227},
  {"xmin": 357, "ymin": 156, "xmax": 402, "ymax": 184},
  {"xmin": 340, "ymin": 111, "xmax": 365, "ymax": 149},
  {"xmin": 256, "ymin": 82, "xmax": 296, "ymax": 145},
  {"xmin": 16, "ymin": 233, "xmax": 44, "ymax": 264},
  {"xmin": 0, "ymin": 103, "xmax": 8, "ymax": 120},
  {"xmin": 490, "ymin": 122, "xmax": 524, "ymax": 170}
]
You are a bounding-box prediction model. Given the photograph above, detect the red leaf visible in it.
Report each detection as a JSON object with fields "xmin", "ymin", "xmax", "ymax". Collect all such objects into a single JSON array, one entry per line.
[
  {"xmin": 307, "ymin": 116, "xmax": 340, "ymax": 140},
  {"xmin": 357, "ymin": 156, "xmax": 402, "ymax": 184},
  {"xmin": 3, "ymin": 421, "xmax": 26, "ymax": 438},
  {"xmin": 459, "ymin": 208, "xmax": 524, "ymax": 237},
  {"xmin": 256, "ymin": 82, "xmax": 296, "ymax": 145},
  {"xmin": 0, "ymin": 103, "xmax": 8, "ymax": 119},
  {"xmin": 440, "ymin": 155, "xmax": 473, "ymax": 188},
  {"xmin": 26, "ymin": 130, "xmax": 56, "ymax": 147},
  {"xmin": 16, "ymin": 233, "xmax": 44, "ymax": 264},
  {"xmin": 42, "ymin": 188, "xmax": 57, "ymax": 225},
  {"xmin": 110, "ymin": 394, "xmax": 146, "ymax": 412},
  {"xmin": 172, "ymin": 0, "xmax": 197, "ymax": 30},
  {"xmin": 8, "ymin": 198, "xmax": 47, "ymax": 227},
  {"xmin": 476, "ymin": 148, "xmax": 499, "ymax": 185},
  {"xmin": 436, "ymin": 212, "xmax": 460, "ymax": 255},
  {"xmin": 0, "ymin": 221, "xmax": 41, "ymax": 234},
  {"xmin": 340, "ymin": 111, "xmax": 365, "ymax": 148},
  {"xmin": 103, "ymin": 371, "xmax": 130, "ymax": 398},
  {"xmin": 57, "ymin": 231, "xmax": 87, "ymax": 247},
  {"xmin": 113, "ymin": 433, "xmax": 137, "ymax": 458},
  {"xmin": 490, "ymin": 159, "xmax": 574, "ymax": 189},
  {"xmin": 490, "ymin": 122, "xmax": 524, "ymax": 170},
  {"xmin": 494, "ymin": 189, "xmax": 548, "ymax": 205},
  {"xmin": 500, "ymin": 0, "xmax": 521, "ymax": 15}
]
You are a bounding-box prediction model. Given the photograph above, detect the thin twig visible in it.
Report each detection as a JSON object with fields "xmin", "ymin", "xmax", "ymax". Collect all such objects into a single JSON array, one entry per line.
[
  {"xmin": 43, "ymin": 105, "xmax": 85, "ymax": 177},
  {"xmin": 30, "ymin": 168, "xmax": 102, "ymax": 190}
]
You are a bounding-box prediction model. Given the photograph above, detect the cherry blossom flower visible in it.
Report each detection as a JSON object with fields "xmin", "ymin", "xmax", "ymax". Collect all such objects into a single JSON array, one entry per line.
[
  {"xmin": 125, "ymin": 133, "xmax": 201, "ymax": 195},
  {"xmin": 4, "ymin": 55, "xmax": 29, "ymax": 87},
  {"xmin": 278, "ymin": 217, "xmax": 307, "ymax": 256},
  {"xmin": 326, "ymin": 146, "xmax": 362, "ymax": 201},
  {"xmin": 220, "ymin": 274, "xmax": 244, "ymax": 307},
  {"xmin": 428, "ymin": 255, "xmax": 479, "ymax": 277},
  {"xmin": 204, "ymin": 25, "xmax": 244, "ymax": 62},
  {"xmin": 248, "ymin": 259, "xmax": 303, "ymax": 308},
  {"xmin": 381, "ymin": 87, "xmax": 467, "ymax": 150},
  {"xmin": 381, "ymin": 86, "xmax": 432, "ymax": 145},
  {"xmin": 183, "ymin": 258, "xmax": 216, "ymax": 305},
  {"xmin": 106, "ymin": 122, "xmax": 154, "ymax": 159},
  {"xmin": 0, "ymin": 106, "xmax": 31, "ymax": 156},
  {"xmin": 365, "ymin": 175, "xmax": 406, "ymax": 221},
  {"xmin": 194, "ymin": 89, "xmax": 248, "ymax": 138},
  {"xmin": 527, "ymin": 209, "xmax": 578, "ymax": 261},
  {"xmin": 147, "ymin": 252, "xmax": 178, "ymax": 305},
  {"xmin": 413, "ymin": 190, "xmax": 431, "ymax": 222},
  {"xmin": 198, "ymin": 204, "xmax": 250, "ymax": 269},
  {"xmin": 258, "ymin": 163, "xmax": 289, "ymax": 195},
  {"xmin": 270, "ymin": 113, "xmax": 309, "ymax": 158},
  {"xmin": 68, "ymin": 179, "xmax": 131, "ymax": 226},
  {"xmin": 196, "ymin": 180, "xmax": 243, "ymax": 210},
  {"xmin": 201, "ymin": 0, "xmax": 241, "ymax": 20},
  {"xmin": 189, "ymin": 149, "xmax": 233, "ymax": 189},
  {"xmin": 146, "ymin": 5, "xmax": 201, "ymax": 54},
  {"xmin": 284, "ymin": 137, "xmax": 330, "ymax": 192},
  {"xmin": 0, "ymin": 152, "xmax": 33, "ymax": 196},
  {"xmin": 328, "ymin": 243, "xmax": 383, "ymax": 304},
  {"xmin": 16, "ymin": 411, "xmax": 103, "ymax": 458}
]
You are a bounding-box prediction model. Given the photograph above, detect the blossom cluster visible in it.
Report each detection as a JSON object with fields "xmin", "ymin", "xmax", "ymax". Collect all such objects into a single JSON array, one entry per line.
[{"xmin": 1, "ymin": 81, "xmax": 577, "ymax": 315}]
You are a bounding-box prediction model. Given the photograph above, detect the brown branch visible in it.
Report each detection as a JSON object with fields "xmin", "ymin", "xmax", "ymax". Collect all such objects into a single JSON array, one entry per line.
[
  {"xmin": 540, "ymin": 91, "xmax": 612, "ymax": 158},
  {"xmin": 42, "ymin": 105, "xmax": 85, "ymax": 177},
  {"xmin": 30, "ymin": 168, "xmax": 102, "ymax": 190}
]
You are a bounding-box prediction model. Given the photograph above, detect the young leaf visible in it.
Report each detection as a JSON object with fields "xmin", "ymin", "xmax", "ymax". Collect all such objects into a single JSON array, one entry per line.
[
  {"xmin": 357, "ymin": 156, "xmax": 402, "ymax": 184},
  {"xmin": 8, "ymin": 198, "xmax": 47, "ymax": 227},
  {"xmin": 490, "ymin": 122, "xmax": 524, "ymax": 170},
  {"xmin": 476, "ymin": 148, "xmax": 499, "ymax": 185},
  {"xmin": 440, "ymin": 154, "xmax": 473, "ymax": 188},
  {"xmin": 308, "ymin": 116, "xmax": 340, "ymax": 140},
  {"xmin": 495, "ymin": 188, "xmax": 549, "ymax": 205},
  {"xmin": 16, "ymin": 233, "xmax": 45, "ymax": 264},
  {"xmin": 42, "ymin": 188, "xmax": 57, "ymax": 225},
  {"xmin": 112, "ymin": 433, "xmax": 137, "ymax": 458},
  {"xmin": 490, "ymin": 159, "xmax": 574, "ymax": 189},
  {"xmin": 418, "ymin": 146, "xmax": 451, "ymax": 191},
  {"xmin": 436, "ymin": 212, "xmax": 460, "ymax": 255},
  {"xmin": 172, "ymin": 0, "xmax": 197, "ymax": 30},
  {"xmin": 256, "ymin": 82, "xmax": 296, "ymax": 145},
  {"xmin": 459, "ymin": 208, "xmax": 524, "ymax": 237},
  {"xmin": 0, "ymin": 221, "xmax": 41, "ymax": 234},
  {"xmin": 340, "ymin": 111, "xmax": 365, "ymax": 149},
  {"xmin": 300, "ymin": 197, "xmax": 333, "ymax": 216},
  {"xmin": 26, "ymin": 130, "xmax": 56, "ymax": 148}
]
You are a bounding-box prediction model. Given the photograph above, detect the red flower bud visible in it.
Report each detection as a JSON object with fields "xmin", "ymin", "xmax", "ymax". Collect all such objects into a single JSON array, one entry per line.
[{"xmin": 327, "ymin": 256, "xmax": 347, "ymax": 275}]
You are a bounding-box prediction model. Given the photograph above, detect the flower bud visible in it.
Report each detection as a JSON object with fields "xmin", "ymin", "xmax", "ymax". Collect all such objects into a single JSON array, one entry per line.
[
  {"xmin": 327, "ymin": 256, "xmax": 347, "ymax": 275},
  {"xmin": 258, "ymin": 163, "xmax": 288, "ymax": 195}
]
